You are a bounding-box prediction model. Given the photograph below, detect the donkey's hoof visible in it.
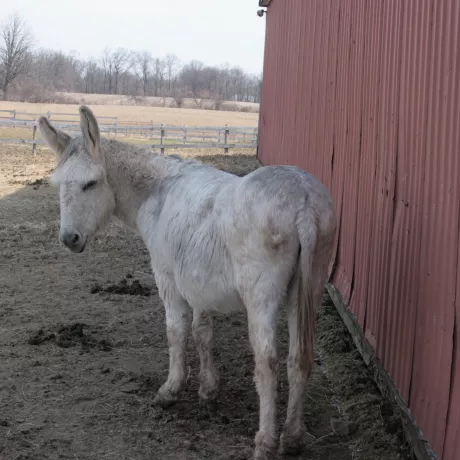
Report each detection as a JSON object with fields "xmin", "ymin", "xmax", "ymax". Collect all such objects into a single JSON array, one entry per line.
[
  {"xmin": 254, "ymin": 432, "xmax": 277, "ymax": 460},
  {"xmin": 198, "ymin": 384, "xmax": 218, "ymax": 405},
  {"xmin": 280, "ymin": 431, "xmax": 303, "ymax": 456},
  {"xmin": 199, "ymin": 397, "xmax": 218, "ymax": 412},
  {"xmin": 153, "ymin": 392, "xmax": 178, "ymax": 408}
]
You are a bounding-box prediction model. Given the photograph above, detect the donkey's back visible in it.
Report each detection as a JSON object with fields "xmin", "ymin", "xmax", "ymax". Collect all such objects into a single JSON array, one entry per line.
[{"xmin": 140, "ymin": 160, "xmax": 335, "ymax": 319}]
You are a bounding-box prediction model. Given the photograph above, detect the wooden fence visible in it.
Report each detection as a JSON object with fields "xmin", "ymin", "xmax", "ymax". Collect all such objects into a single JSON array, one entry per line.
[{"xmin": 0, "ymin": 109, "xmax": 258, "ymax": 155}]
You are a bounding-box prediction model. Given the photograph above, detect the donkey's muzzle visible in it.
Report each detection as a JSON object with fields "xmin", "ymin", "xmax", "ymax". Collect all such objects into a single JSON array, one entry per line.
[{"xmin": 60, "ymin": 230, "xmax": 85, "ymax": 253}]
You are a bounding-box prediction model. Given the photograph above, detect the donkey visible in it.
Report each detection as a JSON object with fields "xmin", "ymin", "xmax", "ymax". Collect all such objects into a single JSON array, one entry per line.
[{"xmin": 38, "ymin": 106, "xmax": 336, "ymax": 460}]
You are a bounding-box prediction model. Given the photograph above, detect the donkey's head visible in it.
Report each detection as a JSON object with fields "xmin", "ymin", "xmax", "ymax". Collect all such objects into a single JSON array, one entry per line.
[{"xmin": 38, "ymin": 106, "xmax": 115, "ymax": 253}]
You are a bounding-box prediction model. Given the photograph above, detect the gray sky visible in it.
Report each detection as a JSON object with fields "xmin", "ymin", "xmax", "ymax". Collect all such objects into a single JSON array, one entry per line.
[{"xmin": 1, "ymin": 0, "xmax": 266, "ymax": 75}]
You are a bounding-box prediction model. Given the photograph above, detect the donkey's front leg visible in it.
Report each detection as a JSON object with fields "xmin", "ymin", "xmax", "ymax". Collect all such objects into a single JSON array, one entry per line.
[
  {"xmin": 247, "ymin": 299, "xmax": 279, "ymax": 460},
  {"xmin": 154, "ymin": 279, "xmax": 191, "ymax": 407},
  {"xmin": 192, "ymin": 310, "xmax": 219, "ymax": 402}
]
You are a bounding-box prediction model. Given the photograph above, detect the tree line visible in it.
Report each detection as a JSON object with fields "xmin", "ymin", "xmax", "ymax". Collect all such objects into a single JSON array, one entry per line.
[{"xmin": 0, "ymin": 14, "xmax": 262, "ymax": 107}]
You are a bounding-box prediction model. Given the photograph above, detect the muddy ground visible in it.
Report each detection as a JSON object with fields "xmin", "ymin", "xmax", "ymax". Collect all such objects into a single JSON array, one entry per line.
[{"xmin": 0, "ymin": 146, "xmax": 414, "ymax": 460}]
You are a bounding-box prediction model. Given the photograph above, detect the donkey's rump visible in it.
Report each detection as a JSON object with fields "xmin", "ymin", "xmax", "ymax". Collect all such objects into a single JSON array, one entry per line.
[{"xmin": 220, "ymin": 164, "xmax": 333, "ymax": 258}]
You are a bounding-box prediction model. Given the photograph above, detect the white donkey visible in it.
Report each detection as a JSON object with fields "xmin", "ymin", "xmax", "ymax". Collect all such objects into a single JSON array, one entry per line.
[{"xmin": 39, "ymin": 106, "xmax": 336, "ymax": 460}]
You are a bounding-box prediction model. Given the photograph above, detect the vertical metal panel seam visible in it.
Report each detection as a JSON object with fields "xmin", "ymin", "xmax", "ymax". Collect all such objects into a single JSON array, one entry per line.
[
  {"xmin": 384, "ymin": 0, "xmax": 405, "ymax": 367},
  {"xmin": 327, "ymin": 1, "xmax": 343, "ymax": 279},
  {"xmin": 349, "ymin": 0, "xmax": 368, "ymax": 303},
  {"xmin": 362, "ymin": 0, "xmax": 385, "ymax": 336}
]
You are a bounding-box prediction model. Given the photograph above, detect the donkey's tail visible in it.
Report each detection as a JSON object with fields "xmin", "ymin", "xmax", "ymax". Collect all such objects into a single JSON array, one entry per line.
[{"xmin": 295, "ymin": 210, "xmax": 318, "ymax": 375}]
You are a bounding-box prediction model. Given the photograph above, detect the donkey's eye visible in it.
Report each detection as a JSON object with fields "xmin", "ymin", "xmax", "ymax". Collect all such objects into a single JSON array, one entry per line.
[{"xmin": 82, "ymin": 180, "xmax": 97, "ymax": 191}]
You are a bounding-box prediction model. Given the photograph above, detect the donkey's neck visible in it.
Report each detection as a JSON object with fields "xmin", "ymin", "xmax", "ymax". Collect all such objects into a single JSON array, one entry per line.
[{"xmin": 102, "ymin": 140, "xmax": 166, "ymax": 229}]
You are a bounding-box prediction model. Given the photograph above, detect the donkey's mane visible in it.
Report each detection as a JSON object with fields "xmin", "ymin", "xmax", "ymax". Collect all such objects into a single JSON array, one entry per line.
[
  {"xmin": 55, "ymin": 136, "xmax": 83, "ymax": 169},
  {"xmin": 56, "ymin": 134, "xmax": 203, "ymax": 176}
]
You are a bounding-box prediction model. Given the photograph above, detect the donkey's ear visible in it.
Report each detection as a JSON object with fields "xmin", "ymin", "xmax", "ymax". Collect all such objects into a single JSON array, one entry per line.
[
  {"xmin": 79, "ymin": 105, "xmax": 100, "ymax": 160},
  {"xmin": 38, "ymin": 117, "xmax": 71, "ymax": 155}
]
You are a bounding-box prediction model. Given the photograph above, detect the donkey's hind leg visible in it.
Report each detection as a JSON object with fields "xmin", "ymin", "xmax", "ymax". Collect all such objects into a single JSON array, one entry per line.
[
  {"xmin": 280, "ymin": 269, "xmax": 309, "ymax": 454},
  {"xmin": 153, "ymin": 276, "xmax": 191, "ymax": 407},
  {"xmin": 243, "ymin": 279, "xmax": 281, "ymax": 460}
]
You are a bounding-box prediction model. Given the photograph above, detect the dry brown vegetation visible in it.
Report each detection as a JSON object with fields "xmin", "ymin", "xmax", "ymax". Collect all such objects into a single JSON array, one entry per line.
[
  {"xmin": 0, "ymin": 142, "xmax": 415, "ymax": 460},
  {"xmin": 0, "ymin": 101, "xmax": 259, "ymax": 126},
  {"xmin": 0, "ymin": 102, "xmax": 259, "ymax": 154},
  {"xmin": 55, "ymin": 92, "xmax": 260, "ymax": 113}
]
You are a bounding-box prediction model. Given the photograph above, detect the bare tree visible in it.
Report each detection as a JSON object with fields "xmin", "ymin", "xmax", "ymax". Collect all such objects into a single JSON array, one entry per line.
[
  {"xmin": 179, "ymin": 60, "xmax": 204, "ymax": 97},
  {"xmin": 152, "ymin": 57, "xmax": 165, "ymax": 97},
  {"xmin": 101, "ymin": 48, "xmax": 113, "ymax": 94},
  {"xmin": 228, "ymin": 67, "xmax": 246, "ymax": 101},
  {"xmin": 164, "ymin": 53, "xmax": 180, "ymax": 95},
  {"xmin": 100, "ymin": 48, "xmax": 131, "ymax": 94},
  {"xmin": 0, "ymin": 14, "xmax": 32, "ymax": 100},
  {"xmin": 0, "ymin": 26, "xmax": 262, "ymax": 110},
  {"xmin": 83, "ymin": 59, "xmax": 100, "ymax": 94},
  {"xmin": 111, "ymin": 48, "xmax": 131, "ymax": 94},
  {"xmin": 133, "ymin": 51, "xmax": 153, "ymax": 96}
]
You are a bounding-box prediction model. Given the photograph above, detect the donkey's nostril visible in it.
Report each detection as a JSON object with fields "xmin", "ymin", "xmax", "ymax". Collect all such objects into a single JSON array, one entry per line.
[{"xmin": 61, "ymin": 231, "xmax": 82, "ymax": 249}]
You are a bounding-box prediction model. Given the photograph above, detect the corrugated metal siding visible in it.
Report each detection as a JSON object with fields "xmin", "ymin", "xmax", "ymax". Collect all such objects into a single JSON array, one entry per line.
[
  {"xmin": 258, "ymin": 1, "xmax": 460, "ymax": 458},
  {"xmin": 408, "ymin": 0, "xmax": 458, "ymax": 454},
  {"xmin": 384, "ymin": 0, "xmax": 431, "ymax": 405}
]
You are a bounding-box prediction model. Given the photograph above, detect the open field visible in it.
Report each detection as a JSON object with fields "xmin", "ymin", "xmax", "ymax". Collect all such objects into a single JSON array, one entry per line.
[
  {"xmin": 55, "ymin": 92, "xmax": 260, "ymax": 113},
  {"xmin": 0, "ymin": 144, "xmax": 414, "ymax": 460},
  {"xmin": 0, "ymin": 101, "xmax": 259, "ymax": 126}
]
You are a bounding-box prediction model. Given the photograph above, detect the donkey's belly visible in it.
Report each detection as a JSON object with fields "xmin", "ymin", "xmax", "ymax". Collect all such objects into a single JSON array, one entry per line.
[
  {"xmin": 149, "ymin": 238, "xmax": 245, "ymax": 313},
  {"xmin": 177, "ymin": 270, "xmax": 245, "ymax": 314}
]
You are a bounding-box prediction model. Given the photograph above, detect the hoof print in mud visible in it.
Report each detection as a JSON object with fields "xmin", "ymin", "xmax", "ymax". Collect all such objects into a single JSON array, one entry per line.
[
  {"xmin": 27, "ymin": 329, "xmax": 56, "ymax": 345},
  {"xmin": 90, "ymin": 277, "xmax": 153, "ymax": 297},
  {"xmin": 27, "ymin": 322, "xmax": 112, "ymax": 351},
  {"xmin": 330, "ymin": 418, "xmax": 358, "ymax": 437}
]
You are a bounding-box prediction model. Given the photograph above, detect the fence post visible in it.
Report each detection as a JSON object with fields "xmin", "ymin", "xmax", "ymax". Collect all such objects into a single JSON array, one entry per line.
[
  {"xmin": 13, "ymin": 110, "xmax": 16, "ymax": 128},
  {"xmin": 224, "ymin": 124, "xmax": 229, "ymax": 154},
  {"xmin": 160, "ymin": 124, "xmax": 165, "ymax": 155},
  {"xmin": 183, "ymin": 126, "xmax": 187, "ymax": 144},
  {"xmin": 47, "ymin": 111, "xmax": 51, "ymax": 120},
  {"xmin": 32, "ymin": 119, "xmax": 37, "ymax": 156}
]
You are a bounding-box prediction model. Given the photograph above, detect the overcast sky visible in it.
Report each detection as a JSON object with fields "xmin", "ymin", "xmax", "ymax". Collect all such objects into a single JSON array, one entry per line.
[{"xmin": 1, "ymin": 0, "xmax": 267, "ymax": 75}]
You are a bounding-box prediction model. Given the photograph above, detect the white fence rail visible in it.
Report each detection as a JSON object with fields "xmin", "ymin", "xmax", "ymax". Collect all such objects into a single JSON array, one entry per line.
[
  {"xmin": 0, "ymin": 109, "xmax": 258, "ymax": 155},
  {"xmin": 0, "ymin": 109, "xmax": 117, "ymax": 124}
]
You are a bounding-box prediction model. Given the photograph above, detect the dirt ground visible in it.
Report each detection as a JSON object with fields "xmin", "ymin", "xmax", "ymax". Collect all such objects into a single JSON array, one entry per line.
[{"xmin": 0, "ymin": 145, "xmax": 415, "ymax": 460}]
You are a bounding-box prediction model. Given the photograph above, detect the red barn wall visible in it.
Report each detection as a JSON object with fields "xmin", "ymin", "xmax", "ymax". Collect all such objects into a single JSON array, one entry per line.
[{"xmin": 258, "ymin": 1, "xmax": 460, "ymax": 458}]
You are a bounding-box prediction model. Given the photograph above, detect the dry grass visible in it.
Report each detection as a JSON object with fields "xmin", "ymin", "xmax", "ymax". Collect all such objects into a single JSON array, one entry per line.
[
  {"xmin": 58, "ymin": 92, "xmax": 260, "ymax": 113},
  {"xmin": 0, "ymin": 101, "xmax": 259, "ymax": 126},
  {"xmin": 0, "ymin": 144, "xmax": 259, "ymax": 199},
  {"xmin": 0, "ymin": 144, "xmax": 54, "ymax": 197}
]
